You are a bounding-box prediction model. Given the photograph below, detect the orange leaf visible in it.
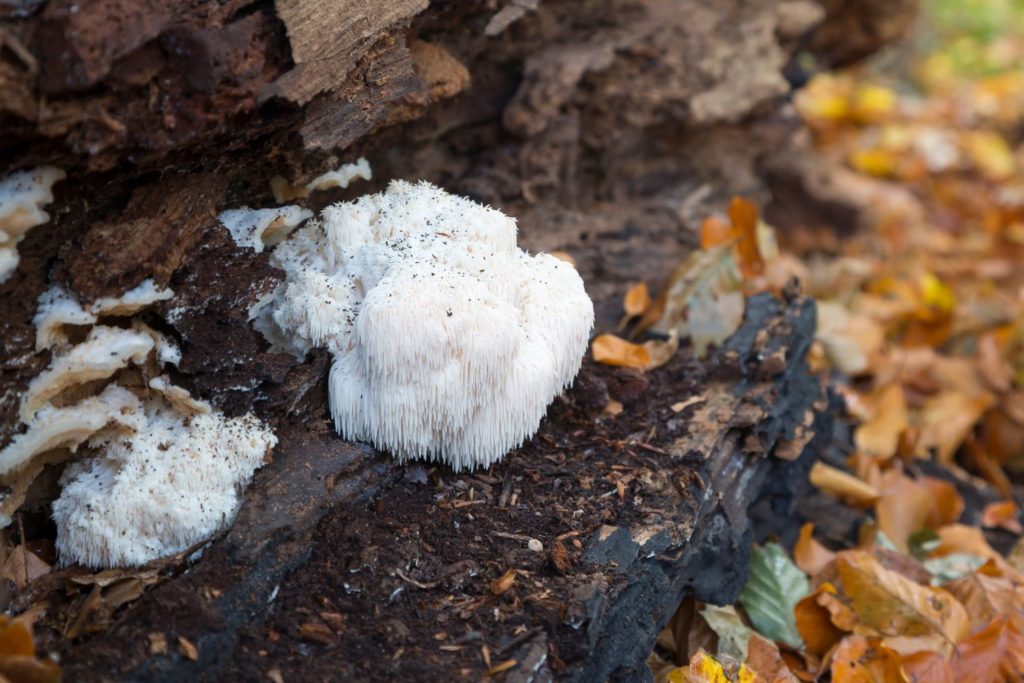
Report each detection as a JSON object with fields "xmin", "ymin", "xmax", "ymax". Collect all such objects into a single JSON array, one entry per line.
[
  {"xmin": 809, "ymin": 462, "xmax": 881, "ymax": 507},
  {"xmin": 795, "ymin": 585, "xmax": 847, "ymax": 656},
  {"xmin": 920, "ymin": 478, "xmax": 964, "ymax": 528},
  {"xmin": 950, "ymin": 617, "xmax": 1024, "ymax": 683},
  {"xmin": 728, "ymin": 196, "xmax": 764, "ymax": 279},
  {"xmin": 901, "ymin": 651, "xmax": 953, "ymax": 683},
  {"xmin": 0, "ymin": 619, "xmax": 35, "ymax": 657},
  {"xmin": 830, "ymin": 635, "xmax": 906, "ymax": 683},
  {"xmin": 915, "ymin": 391, "xmax": 994, "ymax": 463},
  {"xmin": 623, "ymin": 282, "xmax": 651, "ymax": 318},
  {"xmin": 490, "ymin": 569, "xmax": 516, "ymax": 596},
  {"xmin": 981, "ymin": 501, "xmax": 1023, "ymax": 535},
  {"xmin": 592, "ymin": 334, "xmax": 651, "ymax": 369},
  {"xmin": 794, "ymin": 523, "xmax": 836, "ymax": 576},
  {"xmin": 700, "ymin": 216, "xmax": 734, "ymax": 250},
  {"xmin": 854, "ymin": 385, "xmax": 908, "ymax": 460}
]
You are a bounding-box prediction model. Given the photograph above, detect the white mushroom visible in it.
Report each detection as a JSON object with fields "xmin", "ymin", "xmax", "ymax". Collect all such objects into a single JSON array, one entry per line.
[
  {"xmin": 0, "ymin": 385, "xmax": 143, "ymax": 477},
  {"xmin": 266, "ymin": 180, "xmax": 593, "ymax": 470},
  {"xmin": 270, "ymin": 157, "xmax": 372, "ymax": 203},
  {"xmin": 51, "ymin": 401, "xmax": 277, "ymax": 568},
  {"xmin": 148, "ymin": 375, "xmax": 211, "ymax": 415},
  {"xmin": 33, "ymin": 279, "xmax": 174, "ymax": 350},
  {"xmin": 0, "ymin": 166, "xmax": 65, "ymax": 282},
  {"xmin": 219, "ymin": 205, "xmax": 313, "ymax": 253},
  {"xmin": 20, "ymin": 326, "xmax": 155, "ymax": 421}
]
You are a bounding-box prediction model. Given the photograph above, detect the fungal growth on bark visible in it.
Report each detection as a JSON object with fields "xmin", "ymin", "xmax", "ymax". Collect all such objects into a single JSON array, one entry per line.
[
  {"xmin": 0, "ymin": 166, "xmax": 65, "ymax": 282},
  {"xmin": 1, "ymin": 278, "xmax": 277, "ymax": 567},
  {"xmin": 259, "ymin": 180, "xmax": 594, "ymax": 470}
]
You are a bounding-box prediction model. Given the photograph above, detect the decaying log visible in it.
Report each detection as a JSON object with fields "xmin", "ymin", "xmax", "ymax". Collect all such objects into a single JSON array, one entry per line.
[
  {"xmin": 55, "ymin": 293, "xmax": 827, "ymax": 682},
  {"xmin": 0, "ymin": 0, "xmax": 906, "ymax": 679}
]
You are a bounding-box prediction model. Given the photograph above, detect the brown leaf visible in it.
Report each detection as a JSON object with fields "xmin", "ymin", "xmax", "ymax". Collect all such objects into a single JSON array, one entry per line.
[
  {"xmin": 149, "ymin": 632, "xmax": 168, "ymax": 655},
  {"xmin": 490, "ymin": 569, "xmax": 516, "ymax": 596},
  {"xmin": 981, "ymin": 501, "xmax": 1023, "ymax": 534},
  {"xmin": 901, "ymin": 650, "xmax": 953, "ymax": 683},
  {"xmin": 830, "ymin": 635, "xmax": 906, "ymax": 683},
  {"xmin": 915, "ymin": 391, "xmax": 994, "ymax": 463},
  {"xmin": 794, "ymin": 523, "xmax": 835, "ymax": 576},
  {"xmin": 836, "ymin": 550, "xmax": 969, "ymax": 642},
  {"xmin": 950, "ymin": 617, "xmax": 1024, "ymax": 683}
]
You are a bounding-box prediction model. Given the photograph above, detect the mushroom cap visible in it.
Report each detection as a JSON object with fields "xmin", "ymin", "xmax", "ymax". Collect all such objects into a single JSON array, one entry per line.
[
  {"xmin": 0, "ymin": 166, "xmax": 64, "ymax": 282},
  {"xmin": 20, "ymin": 325, "xmax": 155, "ymax": 422},
  {"xmin": 267, "ymin": 180, "xmax": 593, "ymax": 470}
]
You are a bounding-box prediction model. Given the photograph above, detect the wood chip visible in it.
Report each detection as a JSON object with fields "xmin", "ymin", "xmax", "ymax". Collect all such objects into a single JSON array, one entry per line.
[
  {"xmin": 178, "ymin": 636, "xmax": 198, "ymax": 661},
  {"xmin": 486, "ymin": 659, "xmax": 518, "ymax": 676},
  {"xmin": 148, "ymin": 632, "xmax": 168, "ymax": 655}
]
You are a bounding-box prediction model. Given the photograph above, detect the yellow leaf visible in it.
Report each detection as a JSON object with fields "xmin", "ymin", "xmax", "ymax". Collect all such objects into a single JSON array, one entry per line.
[
  {"xmin": 964, "ymin": 131, "xmax": 1016, "ymax": 181},
  {"xmin": 852, "ymin": 84, "xmax": 898, "ymax": 124},
  {"xmin": 850, "ymin": 148, "xmax": 898, "ymax": 178},
  {"xmin": 809, "ymin": 462, "xmax": 881, "ymax": 507}
]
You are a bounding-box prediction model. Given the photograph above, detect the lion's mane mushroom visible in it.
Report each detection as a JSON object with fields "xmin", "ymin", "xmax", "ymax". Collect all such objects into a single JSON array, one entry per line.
[
  {"xmin": 264, "ymin": 180, "xmax": 593, "ymax": 470},
  {"xmin": 0, "ymin": 166, "xmax": 65, "ymax": 282},
  {"xmin": 52, "ymin": 402, "xmax": 276, "ymax": 568},
  {"xmin": 219, "ymin": 205, "xmax": 313, "ymax": 253}
]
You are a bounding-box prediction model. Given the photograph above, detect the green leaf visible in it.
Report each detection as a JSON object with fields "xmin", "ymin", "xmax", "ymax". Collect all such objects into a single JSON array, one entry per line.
[{"xmin": 739, "ymin": 542, "xmax": 809, "ymax": 648}]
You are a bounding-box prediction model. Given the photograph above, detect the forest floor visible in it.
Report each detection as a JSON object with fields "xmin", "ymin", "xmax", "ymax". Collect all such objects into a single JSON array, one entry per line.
[{"xmin": 634, "ymin": 2, "xmax": 1024, "ymax": 681}]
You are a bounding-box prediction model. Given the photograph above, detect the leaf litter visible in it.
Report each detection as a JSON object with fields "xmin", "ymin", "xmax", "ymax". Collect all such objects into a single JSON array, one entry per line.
[{"xmin": 645, "ymin": 2, "xmax": 1024, "ymax": 681}]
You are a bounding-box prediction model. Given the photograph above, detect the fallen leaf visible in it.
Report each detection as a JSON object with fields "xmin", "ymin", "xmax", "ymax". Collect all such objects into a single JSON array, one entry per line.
[
  {"xmin": 809, "ymin": 462, "xmax": 881, "ymax": 507},
  {"xmin": 945, "ymin": 562, "xmax": 1024, "ymax": 631},
  {"xmin": 794, "ymin": 584, "xmax": 847, "ymax": 656},
  {"xmin": 876, "ymin": 475, "xmax": 933, "ymax": 552},
  {"xmin": 648, "ymin": 246, "xmax": 745, "ymax": 358},
  {"xmin": 901, "ymin": 650, "xmax": 953, "ymax": 683},
  {"xmin": 950, "ymin": 617, "xmax": 1024, "ymax": 683},
  {"xmin": 981, "ymin": 501, "xmax": 1022, "ymax": 534},
  {"xmin": 836, "ymin": 551, "xmax": 969, "ymax": 643},
  {"xmin": 854, "ymin": 385, "xmax": 908, "ymax": 460},
  {"xmin": 490, "ymin": 569, "xmax": 516, "ymax": 596},
  {"xmin": 149, "ymin": 632, "xmax": 168, "ymax": 655},
  {"xmin": 728, "ymin": 196, "xmax": 764, "ymax": 279},
  {"xmin": 915, "ymin": 391, "xmax": 995, "ymax": 463},
  {"xmin": 624, "ymin": 282, "xmax": 652, "ymax": 317},
  {"xmin": 794, "ymin": 523, "xmax": 835, "ymax": 576},
  {"xmin": 700, "ymin": 605, "xmax": 753, "ymax": 662},
  {"xmin": 920, "ymin": 478, "xmax": 964, "ymax": 528},
  {"xmin": 593, "ymin": 334, "xmax": 651, "ymax": 369},
  {"xmin": 830, "ymin": 635, "xmax": 906, "ymax": 683},
  {"xmin": 739, "ymin": 543, "xmax": 809, "ymax": 648},
  {"xmin": 745, "ymin": 633, "xmax": 798, "ymax": 683}
]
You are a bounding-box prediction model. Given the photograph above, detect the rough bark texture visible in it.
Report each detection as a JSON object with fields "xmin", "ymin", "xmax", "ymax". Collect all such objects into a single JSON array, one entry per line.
[{"xmin": 0, "ymin": 0, "xmax": 909, "ymax": 680}]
